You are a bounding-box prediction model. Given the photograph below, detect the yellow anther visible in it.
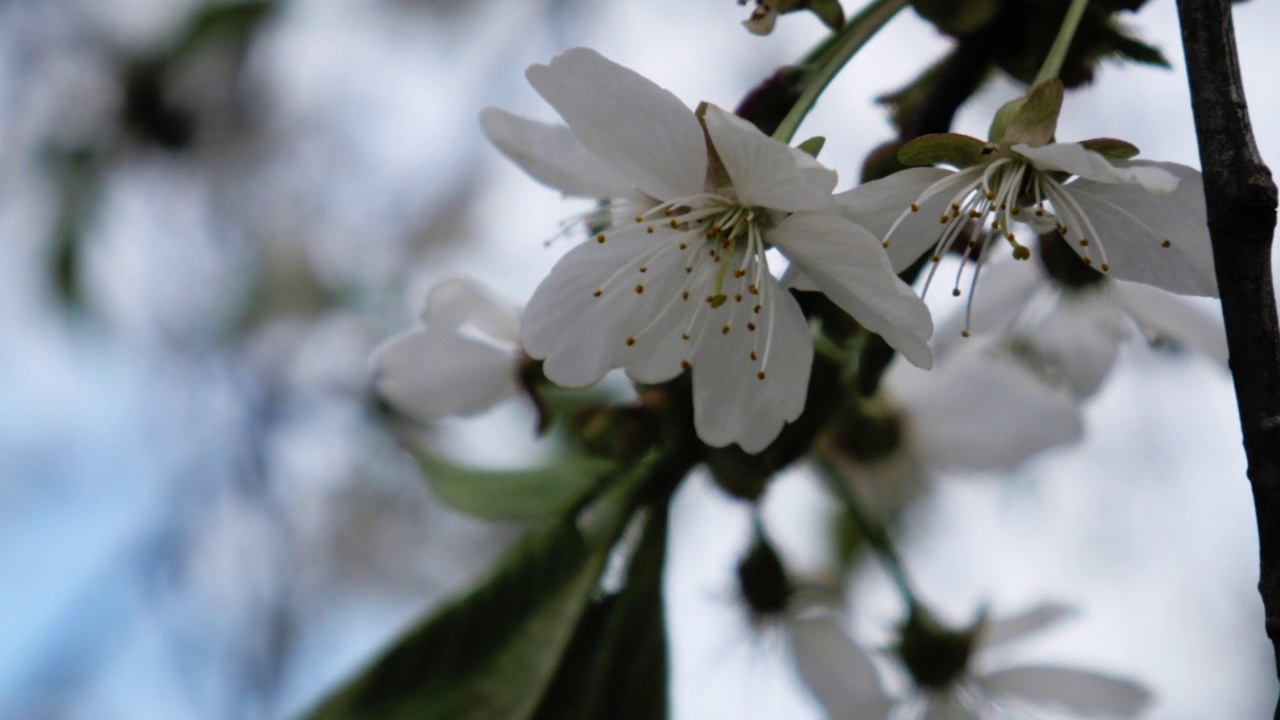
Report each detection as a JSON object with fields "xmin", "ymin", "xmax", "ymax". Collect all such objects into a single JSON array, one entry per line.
[
  {"xmin": 756, "ymin": 371, "xmax": 766, "ymax": 380},
  {"xmin": 910, "ymin": 203, "xmax": 920, "ymax": 212},
  {"xmin": 635, "ymin": 284, "xmax": 645, "ymax": 293},
  {"xmin": 596, "ymin": 233, "xmax": 606, "ymax": 244}
]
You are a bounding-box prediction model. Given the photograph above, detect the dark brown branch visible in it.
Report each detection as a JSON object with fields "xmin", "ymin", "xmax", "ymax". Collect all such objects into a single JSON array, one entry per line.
[{"xmin": 1177, "ymin": 0, "xmax": 1280, "ymax": 706}]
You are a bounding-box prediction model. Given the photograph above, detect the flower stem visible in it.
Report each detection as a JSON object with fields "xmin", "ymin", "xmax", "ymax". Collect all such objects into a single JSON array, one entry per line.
[
  {"xmin": 772, "ymin": 0, "xmax": 910, "ymax": 143},
  {"xmin": 1032, "ymin": 0, "xmax": 1090, "ymax": 86},
  {"xmin": 815, "ymin": 451, "xmax": 918, "ymax": 609}
]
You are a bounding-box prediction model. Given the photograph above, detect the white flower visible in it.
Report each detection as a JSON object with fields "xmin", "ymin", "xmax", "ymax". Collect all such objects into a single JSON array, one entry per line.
[
  {"xmin": 929, "ymin": 243, "xmax": 1229, "ymax": 397},
  {"xmin": 790, "ymin": 602, "xmax": 1153, "ymax": 719},
  {"xmin": 817, "ymin": 339, "xmax": 1083, "ymax": 525},
  {"xmin": 837, "ymin": 82, "xmax": 1216, "ymax": 338},
  {"xmin": 370, "ymin": 277, "xmax": 521, "ymax": 419},
  {"xmin": 482, "ymin": 47, "xmax": 932, "ymax": 452}
]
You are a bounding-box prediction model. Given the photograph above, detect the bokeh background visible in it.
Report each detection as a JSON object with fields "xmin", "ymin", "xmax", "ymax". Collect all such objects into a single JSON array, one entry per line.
[{"xmin": 2, "ymin": 0, "xmax": 1279, "ymax": 717}]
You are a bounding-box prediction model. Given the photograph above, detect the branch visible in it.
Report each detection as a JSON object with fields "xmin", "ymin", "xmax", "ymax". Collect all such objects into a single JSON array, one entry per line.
[{"xmin": 1177, "ymin": 0, "xmax": 1280, "ymax": 701}]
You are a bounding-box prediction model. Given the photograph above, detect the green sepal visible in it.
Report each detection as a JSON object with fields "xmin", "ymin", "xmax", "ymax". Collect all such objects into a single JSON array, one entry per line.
[
  {"xmin": 416, "ymin": 452, "xmax": 612, "ymax": 521},
  {"xmin": 992, "ymin": 78, "xmax": 1063, "ymax": 146},
  {"xmin": 1079, "ymin": 137, "xmax": 1140, "ymax": 160},
  {"xmin": 911, "ymin": 0, "xmax": 997, "ymax": 36},
  {"xmin": 797, "ymin": 135, "xmax": 826, "ymax": 158},
  {"xmin": 303, "ymin": 468, "xmax": 646, "ymax": 720},
  {"xmin": 898, "ymin": 133, "xmax": 988, "ymax": 169}
]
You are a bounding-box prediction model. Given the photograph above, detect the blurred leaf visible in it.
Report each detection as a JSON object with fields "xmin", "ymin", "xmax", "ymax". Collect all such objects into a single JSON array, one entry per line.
[
  {"xmin": 911, "ymin": 0, "xmax": 998, "ymax": 36},
  {"xmin": 416, "ymin": 452, "xmax": 613, "ymax": 521},
  {"xmin": 305, "ymin": 470, "xmax": 644, "ymax": 720},
  {"xmin": 169, "ymin": 0, "xmax": 276, "ymax": 59},
  {"xmin": 533, "ymin": 502, "xmax": 671, "ymax": 720},
  {"xmin": 1099, "ymin": 20, "xmax": 1170, "ymax": 68},
  {"xmin": 805, "ymin": 0, "xmax": 846, "ymax": 31}
]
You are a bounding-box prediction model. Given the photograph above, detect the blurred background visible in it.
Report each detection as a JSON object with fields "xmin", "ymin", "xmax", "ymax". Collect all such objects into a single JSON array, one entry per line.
[{"xmin": 1, "ymin": 0, "xmax": 1278, "ymax": 718}]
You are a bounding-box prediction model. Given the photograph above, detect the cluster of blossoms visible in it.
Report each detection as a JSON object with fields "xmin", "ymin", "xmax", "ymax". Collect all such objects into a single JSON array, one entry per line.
[
  {"xmin": 374, "ymin": 47, "xmax": 1221, "ymax": 454},
  {"xmin": 367, "ymin": 45, "xmax": 1226, "ymax": 718}
]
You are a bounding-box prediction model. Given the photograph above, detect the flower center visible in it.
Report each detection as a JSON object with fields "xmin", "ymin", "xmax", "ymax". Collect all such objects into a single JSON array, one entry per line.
[{"xmin": 587, "ymin": 192, "xmax": 780, "ymax": 381}]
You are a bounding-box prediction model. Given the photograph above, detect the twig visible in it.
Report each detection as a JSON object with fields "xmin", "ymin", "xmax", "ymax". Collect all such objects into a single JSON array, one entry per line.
[{"xmin": 1176, "ymin": 0, "xmax": 1280, "ymax": 704}]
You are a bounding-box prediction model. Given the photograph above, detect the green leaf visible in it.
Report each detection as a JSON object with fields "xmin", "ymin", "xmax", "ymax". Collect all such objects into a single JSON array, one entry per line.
[
  {"xmin": 995, "ymin": 78, "xmax": 1063, "ymax": 146},
  {"xmin": 533, "ymin": 502, "xmax": 671, "ymax": 720},
  {"xmin": 898, "ymin": 132, "xmax": 988, "ymax": 169},
  {"xmin": 911, "ymin": 0, "xmax": 997, "ymax": 36},
  {"xmin": 417, "ymin": 452, "xmax": 612, "ymax": 521},
  {"xmin": 304, "ymin": 470, "xmax": 644, "ymax": 720},
  {"xmin": 1079, "ymin": 137, "xmax": 1140, "ymax": 160}
]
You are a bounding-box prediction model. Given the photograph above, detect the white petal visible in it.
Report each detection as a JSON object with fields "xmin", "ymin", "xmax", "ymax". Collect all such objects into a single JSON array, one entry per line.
[
  {"xmin": 932, "ymin": 255, "xmax": 1043, "ymax": 357},
  {"xmin": 1014, "ymin": 143, "xmax": 1179, "ymax": 193},
  {"xmin": 479, "ymin": 107, "xmax": 636, "ymax": 199},
  {"xmin": 422, "ymin": 276, "xmax": 521, "ymax": 344},
  {"xmin": 979, "ymin": 603, "xmax": 1077, "ymax": 649},
  {"xmin": 978, "ymin": 665, "xmax": 1152, "ymax": 717},
  {"xmin": 1110, "ymin": 280, "xmax": 1228, "ymax": 367},
  {"xmin": 889, "ymin": 343, "xmax": 1083, "ymax": 472},
  {"xmin": 702, "ymin": 104, "xmax": 837, "ymax": 212},
  {"xmin": 690, "ymin": 273, "xmax": 812, "ymax": 452},
  {"xmin": 1058, "ymin": 162, "xmax": 1217, "ymax": 297},
  {"xmin": 780, "ymin": 265, "xmax": 819, "ymax": 292},
  {"xmin": 371, "ymin": 327, "xmax": 517, "ymax": 419},
  {"xmin": 525, "ymin": 47, "xmax": 707, "ymax": 200},
  {"xmin": 921, "ymin": 694, "xmax": 981, "ymax": 720},
  {"xmin": 785, "ymin": 613, "xmax": 894, "ymax": 719},
  {"xmin": 1030, "ymin": 290, "xmax": 1128, "ymax": 396},
  {"xmin": 835, "ymin": 167, "xmax": 957, "ymax": 272},
  {"xmin": 770, "ymin": 212, "xmax": 934, "ymax": 369},
  {"xmin": 521, "ymin": 225, "xmax": 690, "ymax": 387}
]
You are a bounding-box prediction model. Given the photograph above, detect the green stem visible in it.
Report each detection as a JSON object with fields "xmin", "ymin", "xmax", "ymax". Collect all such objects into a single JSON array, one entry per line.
[
  {"xmin": 814, "ymin": 451, "xmax": 917, "ymax": 609},
  {"xmin": 1032, "ymin": 0, "xmax": 1090, "ymax": 86},
  {"xmin": 772, "ymin": 0, "xmax": 911, "ymax": 143}
]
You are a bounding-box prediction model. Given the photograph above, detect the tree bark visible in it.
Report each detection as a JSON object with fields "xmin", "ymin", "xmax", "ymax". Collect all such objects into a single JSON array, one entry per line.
[{"xmin": 1177, "ymin": 0, "xmax": 1280, "ymax": 709}]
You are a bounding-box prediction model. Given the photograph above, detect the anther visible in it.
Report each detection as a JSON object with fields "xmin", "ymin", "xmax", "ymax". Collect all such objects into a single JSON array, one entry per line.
[
  {"xmin": 750, "ymin": 351, "xmax": 757, "ymax": 360},
  {"xmin": 910, "ymin": 203, "xmax": 920, "ymax": 212},
  {"xmin": 646, "ymin": 226, "xmax": 654, "ymax": 234},
  {"xmin": 669, "ymin": 220, "xmax": 679, "ymax": 229},
  {"xmin": 681, "ymin": 359, "xmax": 691, "ymax": 370},
  {"xmin": 753, "ymin": 304, "xmax": 761, "ymax": 313},
  {"xmin": 593, "ymin": 289, "xmax": 602, "ymax": 297},
  {"xmin": 682, "ymin": 290, "xmax": 689, "ymax": 300},
  {"xmin": 961, "ymin": 330, "xmax": 971, "ymax": 338},
  {"xmin": 679, "ymin": 242, "xmax": 688, "ymax": 250},
  {"xmin": 1161, "ymin": 240, "xmax": 1172, "ymax": 248},
  {"xmin": 952, "ymin": 288, "xmax": 961, "ymax": 297},
  {"xmin": 735, "ymin": 293, "xmax": 742, "ymax": 302},
  {"xmin": 639, "ymin": 266, "xmax": 648, "ymax": 273},
  {"xmin": 635, "ymin": 284, "xmax": 644, "ymax": 293},
  {"xmin": 1100, "ymin": 262, "xmax": 1110, "ymax": 272},
  {"xmin": 1079, "ymin": 239, "xmax": 1089, "ymax": 247},
  {"xmin": 733, "ymin": 269, "xmax": 746, "ymax": 278},
  {"xmin": 625, "ymin": 337, "xmax": 635, "ymax": 346},
  {"xmin": 685, "ymin": 267, "xmax": 693, "ymax": 274},
  {"xmin": 634, "ymin": 216, "xmax": 643, "ymax": 223},
  {"xmin": 682, "ymin": 333, "xmax": 691, "ymax": 340},
  {"xmin": 710, "ymin": 294, "xmax": 728, "ymax": 308},
  {"xmin": 882, "ymin": 241, "xmax": 890, "ymax": 248},
  {"xmin": 747, "ymin": 322, "xmax": 756, "ymax": 331},
  {"xmin": 749, "ymin": 285, "xmax": 759, "ymax": 295},
  {"xmin": 722, "ymin": 325, "xmax": 731, "ymax": 335},
  {"xmin": 756, "ymin": 371, "xmax": 766, "ymax": 380},
  {"xmin": 596, "ymin": 233, "xmax": 606, "ymax": 244}
]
